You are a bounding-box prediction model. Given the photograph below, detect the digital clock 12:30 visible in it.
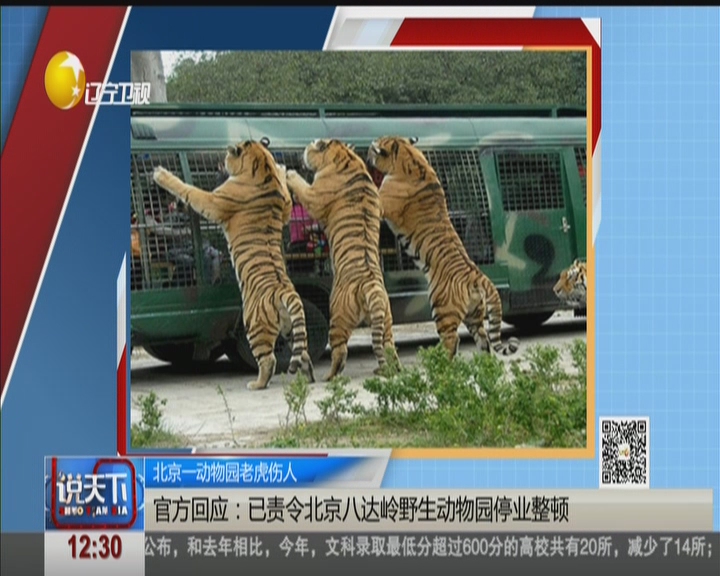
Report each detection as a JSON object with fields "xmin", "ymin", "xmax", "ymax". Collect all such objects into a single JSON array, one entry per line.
[{"xmin": 68, "ymin": 534, "xmax": 122, "ymax": 559}]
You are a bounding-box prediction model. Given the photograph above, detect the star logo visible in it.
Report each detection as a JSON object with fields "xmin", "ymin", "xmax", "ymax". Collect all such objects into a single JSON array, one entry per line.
[{"xmin": 44, "ymin": 51, "xmax": 86, "ymax": 110}]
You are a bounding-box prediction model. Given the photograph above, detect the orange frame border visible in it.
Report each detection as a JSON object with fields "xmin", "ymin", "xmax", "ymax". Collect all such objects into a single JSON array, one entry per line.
[{"xmin": 122, "ymin": 44, "xmax": 597, "ymax": 461}]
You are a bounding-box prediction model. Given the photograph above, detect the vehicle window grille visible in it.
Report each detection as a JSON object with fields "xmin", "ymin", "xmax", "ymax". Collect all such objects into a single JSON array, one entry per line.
[
  {"xmin": 574, "ymin": 146, "xmax": 587, "ymax": 207},
  {"xmin": 184, "ymin": 151, "xmax": 237, "ymax": 285},
  {"xmin": 130, "ymin": 152, "xmax": 198, "ymax": 291},
  {"xmin": 497, "ymin": 151, "xmax": 565, "ymax": 211},
  {"xmin": 424, "ymin": 149, "xmax": 495, "ymax": 265}
]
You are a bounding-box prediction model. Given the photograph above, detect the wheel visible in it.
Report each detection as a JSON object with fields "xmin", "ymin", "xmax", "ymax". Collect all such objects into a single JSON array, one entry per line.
[
  {"xmin": 143, "ymin": 342, "xmax": 225, "ymax": 369},
  {"xmin": 503, "ymin": 311, "xmax": 554, "ymax": 330},
  {"xmin": 223, "ymin": 340, "xmax": 254, "ymax": 370},
  {"xmin": 227, "ymin": 298, "xmax": 329, "ymax": 374}
]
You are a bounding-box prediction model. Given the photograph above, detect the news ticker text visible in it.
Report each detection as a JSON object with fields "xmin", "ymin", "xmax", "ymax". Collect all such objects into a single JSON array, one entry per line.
[
  {"xmin": 153, "ymin": 494, "xmax": 570, "ymax": 525},
  {"xmin": 144, "ymin": 532, "xmax": 713, "ymax": 560},
  {"xmin": 142, "ymin": 488, "xmax": 713, "ymax": 533}
]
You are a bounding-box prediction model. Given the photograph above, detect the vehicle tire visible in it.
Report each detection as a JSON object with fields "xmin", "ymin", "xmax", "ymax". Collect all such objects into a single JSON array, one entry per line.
[
  {"xmin": 503, "ymin": 311, "xmax": 554, "ymax": 330},
  {"xmin": 143, "ymin": 342, "xmax": 225, "ymax": 369},
  {"xmin": 227, "ymin": 298, "xmax": 329, "ymax": 374},
  {"xmin": 223, "ymin": 340, "xmax": 254, "ymax": 370}
]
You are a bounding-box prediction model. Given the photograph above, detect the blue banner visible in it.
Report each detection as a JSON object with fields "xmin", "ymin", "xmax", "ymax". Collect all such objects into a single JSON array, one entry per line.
[{"xmin": 145, "ymin": 457, "xmax": 364, "ymax": 488}]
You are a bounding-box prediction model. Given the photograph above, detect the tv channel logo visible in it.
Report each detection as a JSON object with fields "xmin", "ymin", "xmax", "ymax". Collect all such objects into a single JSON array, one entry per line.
[
  {"xmin": 45, "ymin": 457, "xmax": 145, "ymax": 531},
  {"xmin": 44, "ymin": 50, "xmax": 151, "ymax": 110}
]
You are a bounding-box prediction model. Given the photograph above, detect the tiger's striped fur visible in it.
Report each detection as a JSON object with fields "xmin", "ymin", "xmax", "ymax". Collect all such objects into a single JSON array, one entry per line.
[
  {"xmin": 286, "ymin": 139, "xmax": 399, "ymax": 381},
  {"xmin": 367, "ymin": 136, "xmax": 519, "ymax": 359},
  {"xmin": 152, "ymin": 138, "xmax": 315, "ymax": 390},
  {"xmin": 553, "ymin": 259, "xmax": 587, "ymax": 308}
]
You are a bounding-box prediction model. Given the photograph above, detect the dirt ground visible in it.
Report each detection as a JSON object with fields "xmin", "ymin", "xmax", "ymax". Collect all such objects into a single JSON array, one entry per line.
[{"xmin": 130, "ymin": 311, "xmax": 587, "ymax": 449}]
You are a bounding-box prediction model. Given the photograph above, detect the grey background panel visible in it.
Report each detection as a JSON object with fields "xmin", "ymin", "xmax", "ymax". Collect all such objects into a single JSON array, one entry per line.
[{"xmin": 2, "ymin": 534, "xmax": 43, "ymax": 576}]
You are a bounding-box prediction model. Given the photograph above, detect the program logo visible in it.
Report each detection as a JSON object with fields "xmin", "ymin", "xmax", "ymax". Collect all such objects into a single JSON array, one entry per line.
[
  {"xmin": 44, "ymin": 51, "xmax": 151, "ymax": 110},
  {"xmin": 45, "ymin": 457, "xmax": 145, "ymax": 530}
]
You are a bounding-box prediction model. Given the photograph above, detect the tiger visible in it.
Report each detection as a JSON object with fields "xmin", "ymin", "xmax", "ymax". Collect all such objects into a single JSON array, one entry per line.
[
  {"xmin": 553, "ymin": 259, "xmax": 587, "ymax": 308},
  {"xmin": 285, "ymin": 138, "xmax": 400, "ymax": 381},
  {"xmin": 367, "ymin": 136, "xmax": 520, "ymax": 359},
  {"xmin": 152, "ymin": 137, "xmax": 315, "ymax": 390}
]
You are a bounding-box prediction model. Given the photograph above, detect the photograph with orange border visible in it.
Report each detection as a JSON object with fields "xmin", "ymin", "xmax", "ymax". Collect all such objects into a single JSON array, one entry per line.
[{"xmin": 127, "ymin": 18, "xmax": 599, "ymax": 461}]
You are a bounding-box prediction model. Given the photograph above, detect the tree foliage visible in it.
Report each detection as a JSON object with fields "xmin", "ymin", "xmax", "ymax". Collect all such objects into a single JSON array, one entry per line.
[{"xmin": 166, "ymin": 51, "xmax": 586, "ymax": 106}]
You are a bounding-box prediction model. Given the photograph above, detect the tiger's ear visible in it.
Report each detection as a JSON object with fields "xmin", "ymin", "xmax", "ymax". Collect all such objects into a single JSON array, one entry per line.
[
  {"xmin": 226, "ymin": 145, "xmax": 237, "ymax": 156},
  {"xmin": 409, "ymin": 136, "xmax": 419, "ymax": 145},
  {"xmin": 348, "ymin": 143, "xmax": 356, "ymax": 151},
  {"xmin": 260, "ymin": 136, "xmax": 271, "ymax": 148}
]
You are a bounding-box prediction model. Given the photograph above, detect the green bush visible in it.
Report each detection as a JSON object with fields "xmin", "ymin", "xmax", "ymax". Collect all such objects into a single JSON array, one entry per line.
[
  {"xmin": 131, "ymin": 391, "xmax": 185, "ymax": 448},
  {"xmin": 271, "ymin": 340, "xmax": 587, "ymax": 449}
]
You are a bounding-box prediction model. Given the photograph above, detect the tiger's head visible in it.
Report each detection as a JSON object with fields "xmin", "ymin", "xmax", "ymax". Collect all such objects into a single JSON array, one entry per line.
[
  {"xmin": 223, "ymin": 137, "xmax": 281, "ymax": 184},
  {"xmin": 301, "ymin": 138, "xmax": 361, "ymax": 173},
  {"xmin": 366, "ymin": 136, "xmax": 421, "ymax": 177},
  {"xmin": 553, "ymin": 259, "xmax": 587, "ymax": 306}
]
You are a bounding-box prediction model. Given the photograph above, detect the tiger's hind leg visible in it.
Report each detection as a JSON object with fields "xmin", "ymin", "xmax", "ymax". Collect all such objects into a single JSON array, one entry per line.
[
  {"xmin": 365, "ymin": 286, "xmax": 393, "ymax": 376},
  {"xmin": 485, "ymin": 284, "xmax": 520, "ymax": 356},
  {"xmin": 325, "ymin": 285, "xmax": 361, "ymax": 382},
  {"xmin": 464, "ymin": 301, "xmax": 491, "ymax": 354},
  {"xmin": 380, "ymin": 294, "xmax": 401, "ymax": 374},
  {"xmin": 434, "ymin": 306, "xmax": 463, "ymax": 360},
  {"xmin": 249, "ymin": 355, "xmax": 277, "ymax": 391},
  {"xmin": 280, "ymin": 290, "xmax": 316, "ymax": 384},
  {"xmin": 243, "ymin": 302, "xmax": 281, "ymax": 391},
  {"xmin": 326, "ymin": 323, "xmax": 352, "ymax": 382}
]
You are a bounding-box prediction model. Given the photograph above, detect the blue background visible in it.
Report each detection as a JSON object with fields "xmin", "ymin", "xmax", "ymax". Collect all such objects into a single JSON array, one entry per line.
[{"xmin": 1, "ymin": 6, "xmax": 718, "ymax": 532}]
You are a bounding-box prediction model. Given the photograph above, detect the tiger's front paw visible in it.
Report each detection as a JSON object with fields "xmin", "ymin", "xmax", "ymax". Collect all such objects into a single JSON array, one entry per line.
[
  {"xmin": 285, "ymin": 169, "xmax": 303, "ymax": 197},
  {"xmin": 275, "ymin": 163, "xmax": 288, "ymax": 186},
  {"xmin": 153, "ymin": 166, "xmax": 174, "ymax": 189},
  {"xmin": 285, "ymin": 169, "xmax": 300, "ymax": 186}
]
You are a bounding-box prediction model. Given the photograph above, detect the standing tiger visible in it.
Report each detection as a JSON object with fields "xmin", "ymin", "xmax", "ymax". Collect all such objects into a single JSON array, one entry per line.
[
  {"xmin": 367, "ymin": 136, "xmax": 519, "ymax": 359},
  {"xmin": 553, "ymin": 259, "xmax": 587, "ymax": 308},
  {"xmin": 285, "ymin": 139, "xmax": 399, "ymax": 381},
  {"xmin": 152, "ymin": 138, "xmax": 315, "ymax": 390}
]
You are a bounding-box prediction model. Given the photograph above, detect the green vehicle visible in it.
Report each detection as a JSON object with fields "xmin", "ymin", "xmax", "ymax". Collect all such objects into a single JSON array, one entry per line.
[{"xmin": 130, "ymin": 103, "xmax": 587, "ymax": 370}]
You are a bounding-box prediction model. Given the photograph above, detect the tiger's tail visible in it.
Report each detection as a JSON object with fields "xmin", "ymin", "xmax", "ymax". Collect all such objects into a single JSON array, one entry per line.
[
  {"xmin": 483, "ymin": 278, "xmax": 520, "ymax": 356},
  {"xmin": 364, "ymin": 281, "xmax": 390, "ymax": 372},
  {"xmin": 280, "ymin": 290, "xmax": 316, "ymax": 382}
]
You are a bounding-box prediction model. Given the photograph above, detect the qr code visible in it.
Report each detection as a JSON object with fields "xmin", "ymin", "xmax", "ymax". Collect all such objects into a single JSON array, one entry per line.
[{"xmin": 599, "ymin": 417, "xmax": 649, "ymax": 489}]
